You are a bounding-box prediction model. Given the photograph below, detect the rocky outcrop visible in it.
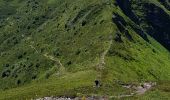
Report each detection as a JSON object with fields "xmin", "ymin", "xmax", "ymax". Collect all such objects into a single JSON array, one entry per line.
[
  {"xmin": 116, "ymin": 0, "xmax": 170, "ymax": 50},
  {"xmin": 115, "ymin": 0, "xmax": 139, "ymax": 24},
  {"xmin": 112, "ymin": 13, "xmax": 149, "ymax": 42},
  {"xmin": 159, "ymin": 0, "xmax": 170, "ymax": 10},
  {"xmin": 143, "ymin": 3, "xmax": 170, "ymax": 50}
]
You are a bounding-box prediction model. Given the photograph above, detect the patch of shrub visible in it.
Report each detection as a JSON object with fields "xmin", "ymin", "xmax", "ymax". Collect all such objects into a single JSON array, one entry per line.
[
  {"xmin": 28, "ymin": 63, "xmax": 33, "ymax": 68},
  {"xmin": 17, "ymin": 54, "xmax": 23, "ymax": 59},
  {"xmin": 152, "ymin": 49, "xmax": 156, "ymax": 53},
  {"xmin": 35, "ymin": 63, "xmax": 40, "ymax": 68},
  {"xmin": 124, "ymin": 30, "xmax": 133, "ymax": 41},
  {"xmin": 82, "ymin": 21, "xmax": 86, "ymax": 26},
  {"xmin": 45, "ymin": 72, "xmax": 50, "ymax": 79},
  {"xmin": 75, "ymin": 50, "xmax": 81, "ymax": 55},
  {"xmin": 67, "ymin": 61, "xmax": 72, "ymax": 66},
  {"xmin": 53, "ymin": 48, "xmax": 62, "ymax": 57},
  {"xmin": 1, "ymin": 69, "xmax": 11, "ymax": 78},
  {"xmin": 114, "ymin": 33, "xmax": 123, "ymax": 42},
  {"xmin": 32, "ymin": 75, "xmax": 37, "ymax": 79},
  {"xmin": 3, "ymin": 63, "xmax": 10, "ymax": 67}
]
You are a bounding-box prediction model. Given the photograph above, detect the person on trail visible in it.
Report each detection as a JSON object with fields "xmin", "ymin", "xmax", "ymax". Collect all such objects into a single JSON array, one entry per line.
[{"xmin": 95, "ymin": 80, "xmax": 100, "ymax": 87}]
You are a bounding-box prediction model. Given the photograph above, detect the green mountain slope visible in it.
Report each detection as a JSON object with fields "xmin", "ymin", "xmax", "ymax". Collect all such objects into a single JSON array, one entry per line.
[{"xmin": 0, "ymin": 0, "xmax": 170, "ymax": 99}]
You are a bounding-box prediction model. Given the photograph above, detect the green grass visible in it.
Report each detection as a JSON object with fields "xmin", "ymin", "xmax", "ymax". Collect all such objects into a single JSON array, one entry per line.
[
  {"xmin": 0, "ymin": 70, "xmax": 129, "ymax": 100},
  {"xmin": 0, "ymin": 70, "xmax": 97, "ymax": 100},
  {"xmin": 0, "ymin": 0, "xmax": 170, "ymax": 99}
]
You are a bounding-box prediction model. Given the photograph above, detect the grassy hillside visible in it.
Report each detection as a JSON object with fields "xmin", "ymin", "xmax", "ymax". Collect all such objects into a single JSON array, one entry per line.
[{"xmin": 0, "ymin": 0, "xmax": 170, "ymax": 99}]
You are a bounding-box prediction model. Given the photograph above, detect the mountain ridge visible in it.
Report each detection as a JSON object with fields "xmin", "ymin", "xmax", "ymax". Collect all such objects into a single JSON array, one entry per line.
[{"xmin": 0, "ymin": 0, "xmax": 170, "ymax": 99}]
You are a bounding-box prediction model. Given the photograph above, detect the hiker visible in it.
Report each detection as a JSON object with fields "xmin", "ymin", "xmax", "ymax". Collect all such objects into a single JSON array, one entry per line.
[{"xmin": 95, "ymin": 80, "xmax": 100, "ymax": 87}]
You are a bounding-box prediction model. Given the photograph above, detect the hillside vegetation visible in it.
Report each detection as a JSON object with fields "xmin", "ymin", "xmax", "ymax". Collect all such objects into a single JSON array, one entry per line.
[{"xmin": 0, "ymin": 0, "xmax": 170, "ymax": 99}]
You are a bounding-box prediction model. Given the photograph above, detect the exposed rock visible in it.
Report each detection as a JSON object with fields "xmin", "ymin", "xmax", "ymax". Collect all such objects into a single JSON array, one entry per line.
[
  {"xmin": 112, "ymin": 13, "xmax": 149, "ymax": 42},
  {"xmin": 115, "ymin": 0, "xmax": 139, "ymax": 24},
  {"xmin": 36, "ymin": 96, "xmax": 108, "ymax": 100},
  {"xmin": 121, "ymin": 82, "xmax": 157, "ymax": 95},
  {"xmin": 117, "ymin": 0, "xmax": 170, "ymax": 50}
]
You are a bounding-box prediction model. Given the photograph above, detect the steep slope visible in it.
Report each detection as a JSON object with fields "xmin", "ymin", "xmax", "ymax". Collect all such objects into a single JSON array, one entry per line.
[
  {"xmin": 117, "ymin": 0, "xmax": 170, "ymax": 50},
  {"xmin": 0, "ymin": 0, "xmax": 170, "ymax": 99}
]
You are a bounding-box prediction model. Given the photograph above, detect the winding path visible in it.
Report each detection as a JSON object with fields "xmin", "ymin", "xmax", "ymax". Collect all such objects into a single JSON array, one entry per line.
[
  {"xmin": 44, "ymin": 53, "xmax": 66, "ymax": 76},
  {"xmin": 96, "ymin": 38, "xmax": 113, "ymax": 80}
]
